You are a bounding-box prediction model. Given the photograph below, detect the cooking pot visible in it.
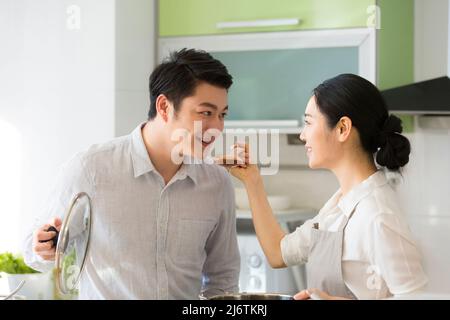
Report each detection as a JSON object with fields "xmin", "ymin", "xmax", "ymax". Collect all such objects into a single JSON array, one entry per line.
[{"xmin": 208, "ymin": 293, "xmax": 293, "ymax": 300}]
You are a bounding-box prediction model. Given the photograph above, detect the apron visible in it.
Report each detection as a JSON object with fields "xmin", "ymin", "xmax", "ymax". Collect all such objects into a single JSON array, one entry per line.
[{"xmin": 306, "ymin": 209, "xmax": 358, "ymax": 299}]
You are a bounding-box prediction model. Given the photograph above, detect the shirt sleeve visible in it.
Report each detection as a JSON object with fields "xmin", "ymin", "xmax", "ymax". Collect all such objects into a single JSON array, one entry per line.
[
  {"xmin": 280, "ymin": 216, "xmax": 318, "ymax": 267},
  {"xmin": 22, "ymin": 152, "xmax": 94, "ymax": 272},
  {"xmin": 280, "ymin": 191, "xmax": 341, "ymax": 267},
  {"xmin": 201, "ymin": 173, "xmax": 240, "ymax": 298},
  {"xmin": 369, "ymin": 213, "xmax": 428, "ymax": 295}
]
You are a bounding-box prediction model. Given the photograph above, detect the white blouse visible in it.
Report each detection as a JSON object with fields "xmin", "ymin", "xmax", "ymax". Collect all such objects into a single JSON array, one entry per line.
[{"xmin": 281, "ymin": 170, "xmax": 428, "ymax": 299}]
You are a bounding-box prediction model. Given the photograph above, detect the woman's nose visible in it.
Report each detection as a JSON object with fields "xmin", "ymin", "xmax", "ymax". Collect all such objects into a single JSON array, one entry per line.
[{"xmin": 299, "ymin": 130, "xmax": 306, "ymax": 143}]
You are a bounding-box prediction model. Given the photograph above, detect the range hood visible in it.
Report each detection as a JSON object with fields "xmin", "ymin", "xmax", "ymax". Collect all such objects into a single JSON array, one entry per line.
[{"xmin": 381, "ymin": 76, "xmax": 450, "ymax": 115}]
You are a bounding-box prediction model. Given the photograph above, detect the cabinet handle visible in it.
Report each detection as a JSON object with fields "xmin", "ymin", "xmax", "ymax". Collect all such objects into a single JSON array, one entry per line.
[{"xmin": 216, "ymin": 18, "xmax": 300, "ymax": 29}]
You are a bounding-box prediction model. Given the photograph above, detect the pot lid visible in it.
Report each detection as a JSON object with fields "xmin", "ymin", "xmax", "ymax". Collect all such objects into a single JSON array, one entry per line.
[{"xmin": 54, "ymin": 192, "xmax": 92, "ymax": 295}]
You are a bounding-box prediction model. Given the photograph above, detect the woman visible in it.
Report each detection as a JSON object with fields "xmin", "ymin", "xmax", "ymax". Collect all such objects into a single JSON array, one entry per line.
[{"xmin": 218, "ymin": 74, "xmax": 427, "ymax": 300}]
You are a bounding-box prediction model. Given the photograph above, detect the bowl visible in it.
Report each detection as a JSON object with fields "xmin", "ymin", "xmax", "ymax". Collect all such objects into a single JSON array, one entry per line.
[
  {"xmin": 267, "ymin": 195, "xmax": 291, "ymax": 211},
  {"xmin": 6, "ymin": 272, "xmax": 53, "ymax": 300},
  {"xmin": 0, "ymin": 294, "xmax": 26, "ymax": 300},
  {"xmin": 235, "ymin": 188, "xmax": 291, "ymax": 211},
  {"xmin": 235, "ymin": 188, "xmax": 250, "ymax": 210}
]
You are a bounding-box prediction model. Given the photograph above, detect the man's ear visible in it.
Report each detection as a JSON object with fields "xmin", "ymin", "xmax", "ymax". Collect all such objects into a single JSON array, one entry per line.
[
  {"xmin": 336, "ymin": 116, "xmax": 352, "ymax": 142},
  {"xmin": 155, "ymin": 94, "xmax": 172, "ymax": 122}
]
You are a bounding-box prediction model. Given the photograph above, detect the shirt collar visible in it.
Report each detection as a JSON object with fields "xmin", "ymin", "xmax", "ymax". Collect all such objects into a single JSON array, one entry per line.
[
  {"xmin": 130, "ymin": 122, "xmax": 198, "ymax": 184},
  {"xmin": 174, "ymin": 161, "xmax": 199, "ymax": 185},
  {"xmin": 337, "ymin": 170, "xmax": 389, "ymax": 217}
]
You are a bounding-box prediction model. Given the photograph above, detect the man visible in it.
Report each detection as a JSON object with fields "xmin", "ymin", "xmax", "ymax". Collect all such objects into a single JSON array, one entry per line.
[{"xmin": 23, "ymin": 48, "xmax": 240, "ymax": 299}]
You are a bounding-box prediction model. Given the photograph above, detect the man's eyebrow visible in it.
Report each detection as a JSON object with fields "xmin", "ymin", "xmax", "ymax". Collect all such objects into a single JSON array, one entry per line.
[
  {"xmin": 304, "ymin": 113, "xmax": 313, "ymax": 118},
  {"xmin": 199, "ymin": 102, "xmax": 229, "ymax": 111},
  {"xmin": 199, "ymin": 102, "xmax": 218, "ymax": 109}
]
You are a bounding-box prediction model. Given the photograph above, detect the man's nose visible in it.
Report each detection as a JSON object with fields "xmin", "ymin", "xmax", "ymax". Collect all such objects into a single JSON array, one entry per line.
[
  {"xmin": 202, "ymin": 123, "xmax": 223, "ymax": 143},
  {"xmin": 209, "ymin": 116, "xmax": 224, "ymax": 132}
]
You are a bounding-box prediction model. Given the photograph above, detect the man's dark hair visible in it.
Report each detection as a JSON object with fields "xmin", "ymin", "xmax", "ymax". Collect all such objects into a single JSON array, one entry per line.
[{"xmin": 148, "ymin": 48, "xmax": 233, "ymax": 120}]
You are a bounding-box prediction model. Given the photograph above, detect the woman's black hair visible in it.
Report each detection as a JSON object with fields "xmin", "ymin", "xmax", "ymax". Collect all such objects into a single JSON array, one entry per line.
[{"xmin": 313, "ymin": 74, "xmax": 410, "ymax": 171}]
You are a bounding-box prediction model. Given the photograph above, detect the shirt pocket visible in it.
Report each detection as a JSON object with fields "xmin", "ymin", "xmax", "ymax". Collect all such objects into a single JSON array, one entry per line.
[{"xmin": 175, "ymin": 219, "xmax": 216, "ymax": 265}]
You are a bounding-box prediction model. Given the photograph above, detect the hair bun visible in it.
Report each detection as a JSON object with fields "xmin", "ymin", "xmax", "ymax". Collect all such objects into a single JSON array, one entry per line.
[
  {"xmin": 376, "ymin": 114, "xmax": 410, "ymax": 170},
  {"xmin": 377, "ymin": 115, "xmax": 402, "ymax": 147},
  {"xmin": 382, "ymin": 114, "xmax": 402, "ymax": 134}
]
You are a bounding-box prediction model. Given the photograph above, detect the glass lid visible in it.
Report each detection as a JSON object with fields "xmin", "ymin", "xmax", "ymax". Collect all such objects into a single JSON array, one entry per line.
[{"xmin": 55, "ymin": 192, "xmax": 92, "ymax": 295}]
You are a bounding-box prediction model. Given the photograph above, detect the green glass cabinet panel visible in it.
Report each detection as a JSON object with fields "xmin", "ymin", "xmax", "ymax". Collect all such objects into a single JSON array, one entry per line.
[
  {"xmin": 160, "ymin": 0, "xmax": 376, "ymax": 36},
  {"xmin": 212, "ymin": 47, "xmax": 359, "ymax": 122}
]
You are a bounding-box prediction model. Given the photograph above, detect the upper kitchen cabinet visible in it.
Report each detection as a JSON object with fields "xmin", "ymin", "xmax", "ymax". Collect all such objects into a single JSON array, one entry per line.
[
  {"xmin": 159, "ymin": 27, "xmax": 376, "ymax": 129},
  {"xmin": 159, "ymin": 0, "xmax": 376, "ymax": 37},
  {"xmin": 158, "ymin": 0, "xmax": 414, "ymax": 131}
]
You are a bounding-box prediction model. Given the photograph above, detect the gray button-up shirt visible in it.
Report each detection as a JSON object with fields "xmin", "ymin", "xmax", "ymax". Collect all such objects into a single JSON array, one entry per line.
[{"xmin": 23, "ymin": 123, "xmax": 240, "ymax": 299}]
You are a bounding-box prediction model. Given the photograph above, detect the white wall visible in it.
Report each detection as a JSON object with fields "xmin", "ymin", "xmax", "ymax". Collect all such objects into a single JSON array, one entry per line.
[
  {"xmin": 414, "ymin": 0, "xmax": 449, "ymax": 81},
  {"xmin": 0, "ymin": 0, "xmax": 155, "ymax": 253},
  {"xmin": 0, "ymin": 0, "xmax": 25, "ymax": 252},
  {"xmin": 0, "ymin": 0, "xmax": 116, "ymax": 252},
  {"xmin": 395, "ymin": 123, "xmax": 450, "ymax": 293},
  {"xmin": 115, "ymin": 0, "xmax": 155, "ymax": 137}
]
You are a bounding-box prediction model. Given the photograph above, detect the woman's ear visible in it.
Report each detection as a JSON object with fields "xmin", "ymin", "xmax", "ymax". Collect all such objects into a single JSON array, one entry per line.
[
  {"xmin": 155, "ymin": 94, "xmax": 172, "ymax": 122},
  {"xmin": 336, "ymin": 116, "xmax": 352, "ymax": 142}
]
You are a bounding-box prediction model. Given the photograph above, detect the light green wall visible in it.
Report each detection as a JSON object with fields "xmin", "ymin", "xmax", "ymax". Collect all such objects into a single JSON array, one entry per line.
[
  {"xmin": 377, "ymin": 0, "xmax": 414, "ymax": 90},
  {"xmin": 377, "ymin": 0, "xmax": 415, "ymax": 132}
]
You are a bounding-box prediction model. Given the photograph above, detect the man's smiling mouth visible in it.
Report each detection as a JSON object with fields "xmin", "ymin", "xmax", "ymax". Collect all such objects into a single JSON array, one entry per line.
[{"xmin": 195, "ymin": 135, "xmax": 215, "ymax": 147}]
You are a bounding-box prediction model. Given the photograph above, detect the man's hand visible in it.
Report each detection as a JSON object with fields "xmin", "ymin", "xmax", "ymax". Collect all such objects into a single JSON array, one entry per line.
[
  {"xmin": 32, "ymin": 217, "xmax": 62, "ymax": 261},
  {"xmin": 294, "ymin": 288, "xmax": 350, "ymax": 300}
]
